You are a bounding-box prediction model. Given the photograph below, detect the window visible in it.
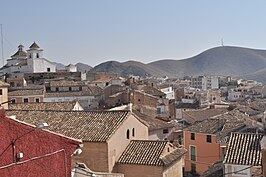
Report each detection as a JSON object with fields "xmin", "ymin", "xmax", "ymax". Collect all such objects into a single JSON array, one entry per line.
[
  {"xmin": 11, "ymin": 99, "xmax": 16, "ymax": 104},
  {"xmin": 56, "ymin": 87, "xmax": 59, "ymax": 92},
  {"xmin": 191, "ymin": 163, "xmax": 196, "ymax": 173},
  {"xmin": 0, "ymin": 89, "xmax": 2, "ymax": 95},
  {"xmin": 132, "ymin": 128, "xmax": 135, "ymax": 137},
  {"xmin": 163, "ymin": 129, "xmax": 169, "ymax": 134},
  {"xmin": 47, "ymin": 68, "xmax": 51, "ymax": 72},
  {"xmin": 207, "ymin": 135, "xmax": 212, "ymax": 143},
  {"xmin": 23, "ymin": 98, "xmax": 29, "ymax": 103},
  {"xmin": 190, "ymin": 146, "xmax": 196, "ymax": 161},
  {"xmin": 191, "ymin": 133, "xmax": 195, "ymax": 140},
  {"xmin": 126, "ymin": 129, "xmax": 130, "ymax": 139},
  {"xmin": 36, "ymin": 53, "xmax": 39, "ymax": 58},
  {"xmin": 79, "ymin": 87, "xmax": 82, "ymax": 91},
  {"xmin": 29, "ymin": 53, "xmax": 31, "ymax": 58},
  {"xmin": 35, "ymin": 98, "xmax": 40, "ymax": 103},
  {"xmin": 69, "ymin": 87, "xmax": 72, "ymax": 91}
]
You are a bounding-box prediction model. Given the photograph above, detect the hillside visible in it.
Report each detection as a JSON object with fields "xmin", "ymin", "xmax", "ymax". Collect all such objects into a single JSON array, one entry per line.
[
  {"xmin": 149, "ymin": 46, "xmax": 266, "ymax": 77},
  {"xmin": 91, "ymin": 60, "xmax": 171, "ymax": 77},
  {"xmin": 75, "ymin": 62, "xmax": 92, "ymax": 73},
  {"xmin": 91, "ymin": 46, "xmax": 266, "ymax": 82}
]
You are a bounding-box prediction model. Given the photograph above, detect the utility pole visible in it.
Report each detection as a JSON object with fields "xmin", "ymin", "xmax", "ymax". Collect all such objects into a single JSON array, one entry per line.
[{"xmin": 0, "ymin": 24, "xmax": 4, "ymax": 66}]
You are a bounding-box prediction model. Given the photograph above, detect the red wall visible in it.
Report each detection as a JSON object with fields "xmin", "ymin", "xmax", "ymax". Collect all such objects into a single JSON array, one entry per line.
[{"xmin": 0, "ymin": 109, "xmax": 80, "ymax": 177}]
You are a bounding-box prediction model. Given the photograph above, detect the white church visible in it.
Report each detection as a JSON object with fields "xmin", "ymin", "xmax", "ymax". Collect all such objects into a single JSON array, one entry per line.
[{"xmin": 0, "ymin": 42, "xmax": 56, "ymax": 74}]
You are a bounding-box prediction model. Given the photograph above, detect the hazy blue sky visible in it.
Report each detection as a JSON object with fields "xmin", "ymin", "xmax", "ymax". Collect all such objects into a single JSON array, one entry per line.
[{"xmin": 1, "ymin": 0, "xmax": 266, "ymax": 66}]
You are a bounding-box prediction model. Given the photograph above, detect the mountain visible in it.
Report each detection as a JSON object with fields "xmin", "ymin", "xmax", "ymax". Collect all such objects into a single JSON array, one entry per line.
[
  {"xmin": 148, "ymin": 46, "xmax": 266, "ymax": 77},
  {"xmin": 92, "ymin": 46, "xmax": 266, "ymax": 80},
  {"xmin": 92, "ymin": 60, "xmax": 171, "ymax": 77},
  {"xmin": 52, "ymin": 62, "xmax": 65, "ymax": 70},
  {"xmin": 75, "ymin": 63, "xmax": 92, "ymax": 73},
  {"xmin": 242, "ymin": 67, "xmax": 266, "ymax": 83}
]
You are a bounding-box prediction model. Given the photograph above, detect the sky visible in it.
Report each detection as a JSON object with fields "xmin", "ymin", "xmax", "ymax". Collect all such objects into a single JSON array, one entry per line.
[{"xmin": 1, "ymin": 0, "xmax": 266, "ymax": 66}]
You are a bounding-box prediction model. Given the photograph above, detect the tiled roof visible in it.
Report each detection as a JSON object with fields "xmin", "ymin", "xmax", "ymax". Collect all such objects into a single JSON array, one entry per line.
[
  {"xmin": 45, "ymin": 88, "xmax": 102, "ymax": 97},
  {"xmin": 8, "ymin": 89, "xmax": 44, "ymax": 96},
  {"xmin": 223, "ymin": 133, "xmax": 263, "ymax": 166},
  {"xmin": 140, "ymin": 85, "xmax": 166, "ymax": 97},
  {"xmin": 6, "ymin": 110, "xmax": 130, "ymax": 142},
  {"xmin": 187, "ymin": 119, "xmax": 225, "ymax": 134},
  {"xmin": 11, "ymin": 50, "xmax": 27, "ymax": 58},
  {"xmin": 8, "ymin": 101, "xmax": 78, "ymax": 111},
  {"xmin": 29, "ymin": 42, "xmax": 40, "ymax": 49},
  {"xmin": 182, "ymin": 108, "xmax": 228, "ymax": 123},
  {"xmin": 133, "ymin": 111, "xmax": 175, "ymax": 131},
  {"xmin": 186, "ymin": 110, "xmax": 253, "ymax": 143},
  {"xmin": 117, "ymin": 140, "xmax": 186, "ymax": 166},
  {"xmin": 49, "ymin": 80, "xmax": 85, "ymax": 87}
]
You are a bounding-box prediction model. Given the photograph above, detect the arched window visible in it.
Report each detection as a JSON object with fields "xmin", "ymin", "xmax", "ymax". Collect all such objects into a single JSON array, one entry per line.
[
  {"xmin": 132, "ymin": 128, "xmax": 135, "ymax": 137},
  {"xmin": 126, "ymin": 129, "xmax": 130, "ymax": 139}
]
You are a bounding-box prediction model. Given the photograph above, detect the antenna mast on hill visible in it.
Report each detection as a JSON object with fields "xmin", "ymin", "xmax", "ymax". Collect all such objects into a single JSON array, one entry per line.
[
  {"xmin": 0, "ymin": 24, "xmax": 4, "ymax": 66},
  {"xmin": 221, "ymin": 38, "xmax": 224, "ymax": 47}
]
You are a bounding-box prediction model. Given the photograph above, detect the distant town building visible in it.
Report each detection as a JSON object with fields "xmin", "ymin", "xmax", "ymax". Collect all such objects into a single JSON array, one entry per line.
[
  {"xmin": 0, "ymin": 42, "xmax": 56, "ymax": 74},
  {"xmin": 188, "ymin": 76, "xmax": 219, "ymax": 91}
]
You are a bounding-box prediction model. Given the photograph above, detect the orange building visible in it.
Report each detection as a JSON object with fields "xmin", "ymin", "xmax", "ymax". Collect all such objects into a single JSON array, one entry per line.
[
  {"xmin": 183, "ymin": 110, "xmax": 256, "ymax": 175},
  {"xmin": 183, "ymin": 120, "xmax": 225, "ymax": 175}
]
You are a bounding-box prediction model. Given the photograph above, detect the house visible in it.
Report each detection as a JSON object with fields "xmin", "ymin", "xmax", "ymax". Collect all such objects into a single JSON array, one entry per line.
[
  {"xmin": 44, "ymin": 80, "xmax": 102, "ymax": 110},
  {"xmin": 0, "ymin": 108, "xmax": 81, "ymax": 177},
  {"xmin": 0, "ymin": 81, "xmax": 9, "ymax": 109},
  {"xmin": 0, "ymin": 42, "xmax": 56, "ymax": 74},
  {"xmin": 8, "ymin": 101, "xmax": 84, "ymax": 111},
  {"xmin": 133, "ymin": 111, "xmax": 179, "ymax": 141},
  {"xmin": 6, "ymin": 110, "xmax": 149, "ymax": 173},
  {"xmin": 116, "ymin": 140, "xmax": 186, "ymax": 177},
  {"xmin": 160, "ymin": 86, "xmax": 175, "ymax": 100},
  {"xmin": 223, "ymin": 133, "xmax": 263, "ymax": 177},
  {"xmin": 8, "ymin": 86, "xmax": 45, "ymax": 103},
  {"xmin": 6, "ymin": 75, "xmax": 27, "ymax": 88},
  {"xmin": 188, "ymin": 76, "xmax": 219, "ymax": 91},
  {"xmin": 183, "ymin": 110, "xmax": 259, "ymax": 175}
]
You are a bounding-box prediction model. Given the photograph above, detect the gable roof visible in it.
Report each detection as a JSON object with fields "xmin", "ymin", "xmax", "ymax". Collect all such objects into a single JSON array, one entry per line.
[
  {"xmin": 29, "ymin": 42, "xmax": 40, "ymax": 49},
  {"xmin": 6, "ymin": 110, "xmax": 131, "ymax": 142},
  {"xmin": 117, "ymin": 140, "xmax": 186, "ymax": 166},
  {"xmin": 223, "ymin": 133, "xmax": 263, "ymax": 166},
  {"xmin": 8, "ymin": 101, "xmax": 80, "ymax": 111}
]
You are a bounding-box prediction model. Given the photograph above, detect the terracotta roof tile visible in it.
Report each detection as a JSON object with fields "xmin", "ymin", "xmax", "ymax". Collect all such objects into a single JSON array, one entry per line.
[
  {"xmin": 223, "ymin": 133, "xmax": 263, "ymax": 165},
  {"xmin": 8, "ymin": 101, "xmax": 78, "ymax": 111},
  {"xmin": 118, "ymin": 140, "xmax": 186, "ymax": 166},
  {"xmin": 6, "ymin": 110, "xmax": 130, "ymax": 142}
]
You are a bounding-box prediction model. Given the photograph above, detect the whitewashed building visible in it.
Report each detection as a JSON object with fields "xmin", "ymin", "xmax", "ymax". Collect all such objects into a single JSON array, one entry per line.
[
  {"xmin": 160, "ymin": 86, "xmax": 175, "ymax": 100},
  {"xmin": 0, "ymin": 42, "xmax": 56, "ymax": 74}
]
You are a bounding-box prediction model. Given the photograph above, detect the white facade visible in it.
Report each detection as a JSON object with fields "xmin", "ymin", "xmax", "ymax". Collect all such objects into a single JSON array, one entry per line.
[
  {"xmin": 160, "ymin": 86, "xmax": 175, "ymax": 100},
  {"xmin": 0, "ymin": 43, "xmax": 56, "ymax": 74},
  {"xmin": 66, "ymin": 64, "xmax": 77, "ymax": 72},
  {"xmin": 190, "ymin": 76, "xmax": 219, "ymax": 91}
]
